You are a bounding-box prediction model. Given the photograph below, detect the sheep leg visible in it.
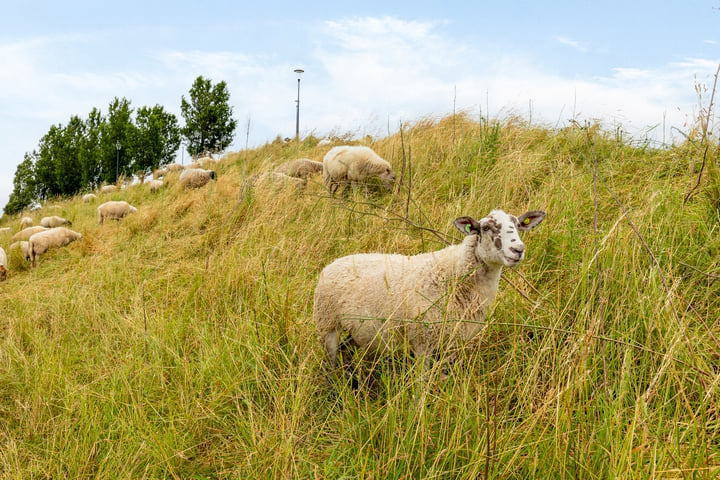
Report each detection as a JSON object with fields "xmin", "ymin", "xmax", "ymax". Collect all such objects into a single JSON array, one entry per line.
[{"xmin": 323, "ymin": 330, "xmax": 339, "ymax": 369}]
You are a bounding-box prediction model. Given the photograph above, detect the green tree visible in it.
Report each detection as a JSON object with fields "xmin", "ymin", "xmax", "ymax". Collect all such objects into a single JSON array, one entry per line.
[
  {"xmin": 101, "ymin": 97, "xmax": 135, "ymax": 184},
  {"xmin": 133, "ymin": 104, "xmax": 181, "ymax": 179},
  {"xmin": 34, "ymin": 124, "xmax": 63, "ymax": 200},
  {"xmin": 80, "ymin": 107, "xmax": 105, "ymax": 190},
  {"xmin": 180, "ymin": 76, "xmax": 237, "ymax": 157},
  {"xmin": 4, "ymin": 154, "xmax": 37, "ymax": 216},
  {"xmin": 54, "ymin": 115, "xmax": 85, "ymax": 195}
]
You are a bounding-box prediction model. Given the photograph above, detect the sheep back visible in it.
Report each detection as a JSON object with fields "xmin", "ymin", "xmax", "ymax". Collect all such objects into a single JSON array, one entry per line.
[
  {"xmin": 179, "ymin": 168, "xmax": 216, "ymax": 188},
  {"xmin": 274, "ymin": 158, "xmax": 323, "ymax": 178},
  {"xmin": 322, "ymin": 146, "xmax": 394, "ymax": 193},
  {"xmin": 20, "ymin": 217, "xmax": 33, "ymax": 229},
  {"xmin": 28, "ymin": 227, "xmax": 82, "ymax": 266},
  {"xmin": 97, "ymin": 201, "xmax": 138, "ymax": 224},
  {"xmin": 40, "ymin": 216, "xmax": 71, "ymax": 228},
  {"xmin": 13, "ymin": 226, "xmax": 49, "ymax": 242}
]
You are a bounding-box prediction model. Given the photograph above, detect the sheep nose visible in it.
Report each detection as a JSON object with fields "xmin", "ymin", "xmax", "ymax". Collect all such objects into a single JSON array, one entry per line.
[{"xmin": 510, "ymin": 245, "xmax": 525, "ymax": 257}]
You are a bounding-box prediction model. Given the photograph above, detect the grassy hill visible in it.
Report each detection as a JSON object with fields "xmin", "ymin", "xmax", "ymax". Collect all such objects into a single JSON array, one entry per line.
[{"xmin": 0, "ymin": 114, "xmax": 718, "ymax": 478}]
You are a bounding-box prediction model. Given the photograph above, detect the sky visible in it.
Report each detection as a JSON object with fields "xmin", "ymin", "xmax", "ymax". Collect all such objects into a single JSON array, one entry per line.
[{"xmin": 1, "ymin": 0, "xmax": 719, "ymax": 212}]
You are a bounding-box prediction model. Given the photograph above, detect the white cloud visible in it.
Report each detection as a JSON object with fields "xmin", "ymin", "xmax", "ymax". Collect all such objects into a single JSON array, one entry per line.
[{"xmin": 554, "ymin": 36, "xmax": 589, "ymax": 52}]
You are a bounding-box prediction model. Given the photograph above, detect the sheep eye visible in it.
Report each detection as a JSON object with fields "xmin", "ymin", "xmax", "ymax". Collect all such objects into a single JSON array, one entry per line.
[{"xmin": 481, "ymin": 225, "xmax": 490, "ymax": 232}]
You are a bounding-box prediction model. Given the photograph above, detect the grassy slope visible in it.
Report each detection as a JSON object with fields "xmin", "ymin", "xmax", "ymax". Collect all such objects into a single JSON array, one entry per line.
[{"xmin": 0, "ymin": 115, "xmax": 718, "ymax": 478}]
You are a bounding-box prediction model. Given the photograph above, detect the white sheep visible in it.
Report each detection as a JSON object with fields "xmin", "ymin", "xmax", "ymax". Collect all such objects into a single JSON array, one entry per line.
[
  {"xmin": 9, "ymin": 241, "xmax": 30, "ymax": 262},
  {"xmin": 179, "ymin": 168, "xmax": 216, "ymax": 189},
  {"xmin": 82, "ymin": 193, "xmax": 98, "ymax": 203},
  {"xmin": 28, "ymin": 227, "xmax": 83, "ymax": 268},
  {"xmin": 40, "ymin": 215, "xmax": 71, "ymax": 228},
  {"xmin": 0, "ymin": 246, "xmax": 7, "ymax": 281},
  {"xmin": 322, "ymin": 146, "xmax": 395, "ymax": 195},
  {"xmin": 239, "ymin": 172, "xmax": 306, "ymax": 199},
  {"xmin": 149, "ymin": 179, "xmax": 164, "ymax": 193},
  {"xmin": 314, "ymin": 209, "xmax": 546, "ymax": 380},
  {"xmin": 274, "ymin": 158, "xmax": 324, "ymax": 179},
  {"xmin": 165, "ymin": 163, "xmax": 184, "ymax": 173},
  {"xmin": 0, "ymin": 227, "xmax": 11, "ymax": 235},
  {"xmin": 100, "ymin": 185, "xmax": 117, "ymax": 194},
  {"xmin": 97, "ymin": 201, "xmax": 138, "ymax": 225},
  {"xmin": 13, "ymin": 226, "xmax": 48, "ymax": 242},
  {"xmin": 20, "ymin": 216, "xmax": 33, "ymax": 229}
]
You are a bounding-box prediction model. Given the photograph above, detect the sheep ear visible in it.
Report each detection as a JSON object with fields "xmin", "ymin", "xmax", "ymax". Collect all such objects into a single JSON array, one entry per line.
[
  {"xmin": 517, "ymin": 210, "xmax": 546, "ymax": 230},
  {"xmin": 454, "ymin": 216, "xmax": 482, "ymax": 236}
]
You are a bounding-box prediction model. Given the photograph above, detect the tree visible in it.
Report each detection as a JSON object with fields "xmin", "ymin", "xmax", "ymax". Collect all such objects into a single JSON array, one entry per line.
[
  {"xmin": 54, "ymin": 115, "xmax": 85, "ymax": 195},
  {"xmin": 34, "ymin": 124, "xmax": 63, "ymax": 200},
  {"xmin": 79, "ymin": 107, "xmax": 105, "ymax": 190},
  {"xmin": 181, "ymin": 76, "xmax": 237, "ymax": 157},
  {"xmin": 4, "ymin": 153, "xmax": 37, "ymax": 216},
  {"xmin": 101, "ymin": 97, "xmax": 135, "ymax": 184},
  {"xmin": 133, "ymin": 104, "xmax": 181, "ymax": 179}
]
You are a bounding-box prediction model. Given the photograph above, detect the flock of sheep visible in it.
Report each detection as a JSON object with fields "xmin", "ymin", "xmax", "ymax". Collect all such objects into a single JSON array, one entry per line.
[{"xmin": 0, "ymin": 144, "xmax": 547, "ymax": 388}]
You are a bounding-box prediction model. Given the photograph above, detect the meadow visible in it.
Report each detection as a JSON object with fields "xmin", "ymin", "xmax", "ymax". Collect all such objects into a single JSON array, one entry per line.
[{"xmin": 0, "ymin": 113, "xmax": 718, "ymax": 478}]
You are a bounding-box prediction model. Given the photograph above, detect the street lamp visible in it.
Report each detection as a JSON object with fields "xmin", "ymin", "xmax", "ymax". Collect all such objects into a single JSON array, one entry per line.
[
  {"xmin": 294, "ymin": 68, "xmax": 304, "ymax": 140},
  {"xmin": 115, "ymin": 140, "xmax": 121, "ymax": 182}
]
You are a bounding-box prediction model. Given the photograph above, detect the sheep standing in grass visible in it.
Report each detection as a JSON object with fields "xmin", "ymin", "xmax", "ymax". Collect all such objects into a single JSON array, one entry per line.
[
  {"xmin": 179, "ymin": 168, "xmax": 216, "ymax": 189},
  {"xmin": 41, "ymin": 216, "xmax": 71, "ymax": 228},
  {"xmin": 239, "ymin": 172, "xmax": 306, "ymax": 199},
  {"xmin": 100, "ymin": 185, "xmax": 117, "ymax": 194},
  {"xmin": 149, "ymin": 179, "xmax": 164, "ymax": 193},
  {"xmin": 28, "ymin": 227, "xmax": 82, "ymax": 268},
  {"xmin": 20, "ymin": 217, "xmax": 33, "ymax": 230},
  {"xmin": 97, "ymin": 201, "xmax": 137, "ymax": 225},
  {"xmin": 10, "ymin": 241, "xmax": 30, "ymax": 262},
  {"xmin": 82, "ymin": 193, "xmax": 97, "ymax": 203},
  {"xmin": 0, "ymin": 246, "xmax": 7, "ymax": 281},
  {"xmin": 13, "ymin": 226, "xmax": 48, "ymax": 242},
  {"xmin": 322, "ymin": 146, "xmax": 395, "ymax": 195},
  {"xmin": 314, "ymin": 209, "xmax": 546, "ymax": 381},
  {"xmin": 274, "ymin": 158, "xmax": 323, "ymax": 179}
]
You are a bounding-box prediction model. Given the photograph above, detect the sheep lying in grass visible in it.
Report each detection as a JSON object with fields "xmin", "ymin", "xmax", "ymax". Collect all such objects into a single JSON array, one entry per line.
[
  {"xmin": 323, "ymin": 146, "xmax": 395, "ymax": 195},
  {"xmin": 149, "ymin": 179, "xmax": 164, "ymax": 193},
  {"xmin": 82, "ymin": 193, "xmax": 97, "ymax": 203},
  {"xmin": 20, "ymin": 217, "xmax": 33, "ymax": 229},
  {"xmin": 179, "ymin": 168, "xmax": 216, "ymax": 189},
  {"xmin": 314, "ymin": 209, "xmax": 546, "ymax": 382},
  {"xmin": 100, "ymin": 185, "xmax": 117, "ymax": 194},
  {"xmin": 28, "ymin": 227, "xmax": 82, "ymax": 268},
  {"xmin": 239, "ymin": 172, "xmax": 306, "ymax": 199},
  {"xmin": 13, "ymin": 226, "xmax": 48, "ymax": 242},
  {"xmin": 274, "ymin": 158, "xmax": 323, "ymax": 179},
  {"xmin": 10, "ymin": 241, "xmax": 30, "ymax": 262},
  {"xmin": 97, "ymin": 201, "xmax": 137, "ymax": 225},
  {"xmin": 41, "ymin": 216, "xmax": 71, "ymax": 228},
  {"xmin": 0, "ymin": 246, "xmax": 7, "ymax": 281}
]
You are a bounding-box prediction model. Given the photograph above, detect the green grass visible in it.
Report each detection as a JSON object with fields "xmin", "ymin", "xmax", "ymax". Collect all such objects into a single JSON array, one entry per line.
[{"xmin": 0, "ymin": 114, "xmax": 719, "ymax": 478}]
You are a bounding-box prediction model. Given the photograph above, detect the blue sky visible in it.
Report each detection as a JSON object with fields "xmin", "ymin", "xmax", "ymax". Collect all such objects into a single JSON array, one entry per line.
[{"xmin": 1, "ymin": 1, "xmax": 719, "ymax": 212}]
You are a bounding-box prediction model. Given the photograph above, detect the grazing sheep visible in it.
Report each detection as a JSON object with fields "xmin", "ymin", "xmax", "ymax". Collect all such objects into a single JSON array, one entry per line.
[
  {"xmin": 179, "ymin": 168, "xmax": 216, "ymax": 189},
  {"xmin": 314, "ymin": 209, "xmax": 546, "ymax": 381},
  {"xmin": 40, "ymin": 216, "xmax": 71, "ymax": 228},
  {"xmin": 20, "ymin": 217, "xmax": 33, "ymax": 229},
  {"xmin": 13, "ymin": 226, "xmax": 48, "ymax": 242},
  {"xmin": 165, "ymin": 163, "xmax": 184, "ymax": 173},
  {"xmin": 82, "ymin": 193, "xmax": 97, "ymax": 203},
  {"xmin": 100, "ymin": 185, "xmax": 117, "ymax": 194},
  {"xmin": 28, "ymin": 227, "xmax": 83, "ymax": 268},
  {"xmin": 322, "ymin": 146, "xmax": 395, "ymax": 195},
  {"xmin": 274, "ymin": 158, "xmax": 324, "ymax": 179},
  {"xmin": 9, "ymin": 241, "xmax": 30, "ymax": 262},
  {"xmin": 0, "ymin": 227, "xmax": 11, "ymax": 235},
  {"xmin": 149, "ymin": 179, "xmax": 164, "ymax": 193},
  {"xmin": 153, "ymin": 167, "xmax": 167, "ymax": 179},
  {"xmin": 97, "ymin": 201, "xmax": 138, "ymax": 225},
  {"xmin": 0, "ymin": 246, "xmax": 7, "ymax": 281},
  {"xmin": 239, "ymin": 172, "xmax": 306, "ymax": 199}
]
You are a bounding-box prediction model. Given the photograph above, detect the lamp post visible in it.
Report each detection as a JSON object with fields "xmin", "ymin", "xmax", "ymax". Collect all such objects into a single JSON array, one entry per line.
[
  {"xmin": 115, "ymin": 140, "xmax": 121, "ymax": 182},
  {"xmin": 294, "ymin": 68, "xmax": 304, "ymax": 140}
]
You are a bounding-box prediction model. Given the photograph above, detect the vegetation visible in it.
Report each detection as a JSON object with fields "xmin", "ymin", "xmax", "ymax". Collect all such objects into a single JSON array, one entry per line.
[
  {"xmin": 0, "ymin": 113, "xmax": 718, "ymax": 478},
  {"xmin": 181, "ymin": 76, "xmax": 238, "ymax": 158}
]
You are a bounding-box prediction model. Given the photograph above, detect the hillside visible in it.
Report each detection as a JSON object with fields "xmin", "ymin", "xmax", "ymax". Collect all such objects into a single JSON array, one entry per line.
[{"xmin": 0, "ymin": 115, "xmax": 718, "ymax": 478}]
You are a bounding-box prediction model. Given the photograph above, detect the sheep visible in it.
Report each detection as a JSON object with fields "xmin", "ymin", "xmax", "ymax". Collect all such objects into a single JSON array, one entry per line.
[
  {"xmin": 28, "ymin": 227, "xmax": 82, "ymax": 268},
  {"xmin": 100, "ymin": 185, "xmax": 117, "ymax": 194},
  {"xmin": 314, "ymin": 209, "xmax": 546, "ymax": 383},
  {"xmin": 97, "ymin": 201, "xmax": 137, "ymax": 225},
  {"xmin": 41, "ymin": 215, "xmax": 71, "ymax": 228},
  {"xmin": 0, "ymin": 227, "xmax": 11, "ymax": 235},
  {"xmin": 322, "ymin": 146, "xmax": 395, "ymax": 195},
  {"xmin": 165, "ymin": 163, "xmax": 184, "ymax": 173},
  {"xmin": 20, "ymin": 217, "xmax": 33, "ymax": 229},
  {"xmin": 82, "ymin": 193, "xmax": 97, "ymax": 203},
  {"xmin": 13, "ymin": 226, "xmax": 48, "ymax": 242},
  {"xmin": 239, "ymin": 172, "xmax": 306, "ymax": 199},
  {"xmin": 0, "ymin": 246, "xmax": 7, "ymax": 281},
  {"xmin": 9, "ymin": 241, "xmax": 30, "ymax": 262},
  {"xmin": 274, "ymin": 158, "xmax": 324, "ymax": 179},
  {"xmin": 153, "ymin": 167, "xmax": 167, "ymax": 179},
  {"xmin": 179, "ymin": 168, "xmax": 216, "ymax": 189},
  {"xmin": 149, "ymin": 179, "xmax": 164, "ymax": 193}
]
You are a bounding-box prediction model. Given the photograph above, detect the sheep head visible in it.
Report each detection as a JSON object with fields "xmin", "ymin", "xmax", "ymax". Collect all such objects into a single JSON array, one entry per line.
[{"xmin": 454, "ymin": 209, "xmax": 545, "ymax": 268}]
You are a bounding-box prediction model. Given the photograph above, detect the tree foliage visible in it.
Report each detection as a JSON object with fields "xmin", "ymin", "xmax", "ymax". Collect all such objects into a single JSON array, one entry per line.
[
  {"xmin": 181, "ymin": 76, "xmax": 237, "ymax": 157},
  {"xmin": 133, "ymin": 105, "xmax": 181, "ymax": 178}
]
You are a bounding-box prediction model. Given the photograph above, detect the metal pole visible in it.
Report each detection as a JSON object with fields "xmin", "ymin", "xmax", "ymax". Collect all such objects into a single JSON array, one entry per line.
[
  {"xmin": 295, "ymin": 77, "xmax": 301, "ymax": 139},
  {"xmin": 115, "ymin": 140, "xmax": 120, "ymax": 182}
]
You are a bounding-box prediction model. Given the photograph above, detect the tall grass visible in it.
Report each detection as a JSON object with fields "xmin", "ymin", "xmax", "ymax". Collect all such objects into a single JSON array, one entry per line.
[{"xmin": 0, "ymin": 113, "xmax": 718, "ymax": 478}]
